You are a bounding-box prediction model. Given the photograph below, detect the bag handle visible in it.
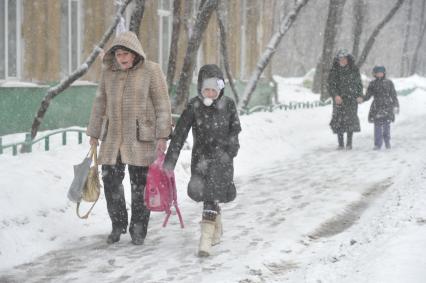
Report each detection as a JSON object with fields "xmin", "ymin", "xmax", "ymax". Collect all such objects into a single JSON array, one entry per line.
[
  {"xmin": 76, "ymin": 145, "xmax": 100, "ymax": 219},
  {"xmin": 76, "ymin": 199, "xmax": 99, "ymax": 219},
  {"xmin": 88, "ymin": 144, "xmax": 98, "ymax": 166}
]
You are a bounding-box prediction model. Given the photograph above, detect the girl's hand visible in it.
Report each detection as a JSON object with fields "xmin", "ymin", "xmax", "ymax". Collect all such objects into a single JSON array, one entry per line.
[
  {"xmin": 394, "ymin": 107, "xmax": 400, "ymax": 115},
  {"xmin": 335, "ymin": 96, "xmax": 343, "ymax": 105},
  {"xmin": 156, "ymin": 139, "xmax": 168, "ymax": 153}
]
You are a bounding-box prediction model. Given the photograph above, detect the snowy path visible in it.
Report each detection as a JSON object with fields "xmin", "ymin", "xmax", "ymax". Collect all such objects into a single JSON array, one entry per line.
[
  {"xmin": 1, "ymin": 79, "xmax": 426, "ymax": 283},
  {"xmin": 1, "ymin": 107, "xmax": 425, "ymax": 283}
]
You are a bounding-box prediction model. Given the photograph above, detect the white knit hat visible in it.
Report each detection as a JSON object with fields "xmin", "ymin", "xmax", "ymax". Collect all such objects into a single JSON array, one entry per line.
[
  {"xmin": 201, "ymin": 78, "xmax": 225, "ymax": 106},
  {"xmin": 202, "ymin": 78, "xmax": 224, "ymax": 96}
]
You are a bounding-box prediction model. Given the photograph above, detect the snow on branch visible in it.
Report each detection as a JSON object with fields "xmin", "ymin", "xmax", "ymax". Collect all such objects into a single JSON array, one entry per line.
[
  {"xmin": 239, "ymin": 0, "xmax": 310, "ymax": 110},
  {"xmin": 29, "ymin": 0, "xmax": 133, "ymax": 141}
]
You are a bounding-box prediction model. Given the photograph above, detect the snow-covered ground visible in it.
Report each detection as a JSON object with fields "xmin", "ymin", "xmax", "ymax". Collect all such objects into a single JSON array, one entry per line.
[{"xmin": 0, "ymin": 76, "xmax": 425, "ymax": 282}]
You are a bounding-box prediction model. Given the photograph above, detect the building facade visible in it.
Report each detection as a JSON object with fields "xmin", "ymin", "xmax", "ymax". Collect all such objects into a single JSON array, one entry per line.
[{"xmin": 1, "ymin": 0, "xmax": 275, "ymax": 84}]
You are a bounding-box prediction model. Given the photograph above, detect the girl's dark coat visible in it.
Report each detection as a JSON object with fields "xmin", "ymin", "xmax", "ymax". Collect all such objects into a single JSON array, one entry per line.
[
  {"xmin": 364, "ymin": 77, "xmax": 399, "ymax": 123},
  {"xmin": 164, "ymin": 65, "xmax": 241, "ymax": 203},
  {"xmin": 328, "ymin": 54, "xmax": 363, "ymax": 134}
]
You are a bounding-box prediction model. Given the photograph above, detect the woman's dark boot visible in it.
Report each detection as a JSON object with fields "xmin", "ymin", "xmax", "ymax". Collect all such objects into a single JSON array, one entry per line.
[
  {"xmin": 337, "ymin": 133, "xmax": 344, "ymax": 150},
  {"xmin": 130, "ymin": 223, "xmax": 146, "ymax": 245},
  {"xmin": 346, "ymin": 132, "xmax": 353, "ymax": 150},
  {"xmin": 107, "ymin": 226, "xmax": 126, "ymax": 244},
  {"xmin": 128, "ymin": 165, "xmax": 150, "ymax": 245}
]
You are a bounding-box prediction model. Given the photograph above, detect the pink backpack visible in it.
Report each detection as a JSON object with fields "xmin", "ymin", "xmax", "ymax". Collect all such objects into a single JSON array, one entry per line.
[{"xmin": 144, "ymin": 153, "xmax": 184, "ymax": 228}]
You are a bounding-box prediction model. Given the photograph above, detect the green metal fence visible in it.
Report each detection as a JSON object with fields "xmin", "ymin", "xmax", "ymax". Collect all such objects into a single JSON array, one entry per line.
[
  {"xmin": 0, "ymin": 100, "xmax": 331, "ymax": 156},
  {"xmin": 0, "ymin": 83, "xmax": 418, "ymax": 156},
  {"xmin": 0, "ymin": 129, "xmax": 86, "ymax": 156}
]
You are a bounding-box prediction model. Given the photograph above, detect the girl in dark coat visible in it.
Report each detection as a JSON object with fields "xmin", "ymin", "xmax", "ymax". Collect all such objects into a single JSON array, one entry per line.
[
  {"xmin": 164, "ymin": 64, "xmax": 241, "ymax": 257},
  {"xmin": 328, "ymin": 49, "xmax": 363, "ymax": 150},
  {"xmin": 363, "ymin": 66, "xmax": 399, "ymax": 149}
]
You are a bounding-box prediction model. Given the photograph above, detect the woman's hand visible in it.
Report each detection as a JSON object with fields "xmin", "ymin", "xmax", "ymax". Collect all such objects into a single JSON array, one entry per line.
[
  {"xmin": 356, "ymin": 97, "xmax": 363, "ymax": 104},
  {"xmin": 89, "ymin": 137, "xmax": 99, "ymax": 147},
  {"xmin": 335, "ymin": 95, "xmax": 343, "ymax": 105}
]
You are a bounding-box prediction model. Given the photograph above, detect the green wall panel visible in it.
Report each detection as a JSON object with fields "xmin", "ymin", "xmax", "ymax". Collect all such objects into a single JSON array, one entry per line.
[
  {"xmin": 0, "ymin": 80, "xmax": 275, "ymax": 136},
  {"xmin": 0, "ymin": 85, "xmax": 97, "ymax": 136}
]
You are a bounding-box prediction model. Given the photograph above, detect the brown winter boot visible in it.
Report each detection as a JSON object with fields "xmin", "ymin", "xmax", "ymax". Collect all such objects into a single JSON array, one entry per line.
[
  {"xmin": 212, "ymin": 214, "xmax": 223, "ymax": 246},
  {"xmin": 198, "ymin": 220, "xmax": 216, "ymax": 257}
]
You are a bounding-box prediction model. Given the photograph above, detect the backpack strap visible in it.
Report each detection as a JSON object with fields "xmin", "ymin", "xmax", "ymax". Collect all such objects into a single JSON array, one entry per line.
[
  {"xmin": 162, "ymin": 212, "xmax": 171, "ymax": 228},
  {"xmin": 162, "ymin": 203, "xmax": 184, "ymax": 228},
  {"xmin": 174, "ymin": 202, "xmax": 184, "ymax": 228}
]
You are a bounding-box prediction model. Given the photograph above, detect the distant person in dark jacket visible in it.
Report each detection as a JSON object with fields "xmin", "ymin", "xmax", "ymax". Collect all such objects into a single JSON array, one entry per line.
[
  {"xmin": 328, "ymin": 49, "xmax": 363, "ymax": 150},
  {"xmin": 163, "ymin": 64, "xmax": 241, "ymax": 257},
  {"xmin": 363, "ymin": 66, "xmax": 399, "ymax": 150}
]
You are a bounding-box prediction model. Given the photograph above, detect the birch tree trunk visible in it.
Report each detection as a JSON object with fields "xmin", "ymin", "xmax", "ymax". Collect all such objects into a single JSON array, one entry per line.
[
  {"xmin": 166, "ymin": 0, "xmax": 182, "ymax": 91},
  {"xmin": 239, "ymin": 0, "xmax": 311, "ymax": 110},
  {"xmin": 400, "ymin": 0, "xmax": 414, "ymax": 76},
  {"xmin": 352, "ymin": 0, "xmax": 366, "ymax": 60},
  {"xmin": 129, "ymin": 0, "xmax": 146, "ymax": 37},
  {"xmin": 29, "ymin": 0, "xmax": 133, "ymax": 141},
  {"xmin": 216, "ymin": 0, "xmax": 239, "ymax": 104},
  {"xmin": 312, "ymin": 0, "xmax": 347, "ymax": 100},
  {"xmin": 356, "ymin": 0, "xmax": 406, "ymax": 68},
  {"xmin": 172, "ymin": 0, "xmax": 218, "ymax": 114},
  {"xmin": 410, "ymin": 0, "xmax": 426, "ymax": 75}
]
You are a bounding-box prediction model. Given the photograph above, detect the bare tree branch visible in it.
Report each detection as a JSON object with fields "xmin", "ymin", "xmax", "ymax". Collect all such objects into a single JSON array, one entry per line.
[
  {"xmin": 356, "ymin": 0, "xmax": 406, "ymax": 68},
  {"xmin": 239, "ymin": 0, "xmax": 311, "ymax": 110},
  {"xmin": 129, "ymin": 0, "xmax": 146, "ymax": 37},
  {"xmin": 29, "ymin": 0, "xmax": 133, "ymax": 141},
  {"xmin": 216, "ymin": 0, "xmax": 239, "ymax": 104},
  {"xmin": 172, "ymin": 0, "xmax": 218, "ymax": 114},
  {"xmin": 166, "ymin": 0, "xmax": 182, "ymax": 91}
]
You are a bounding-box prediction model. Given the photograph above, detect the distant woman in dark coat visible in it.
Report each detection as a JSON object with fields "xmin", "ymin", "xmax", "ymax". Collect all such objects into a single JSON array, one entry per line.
[
  {"xmin": 164, "ymin": 64, "xmax": 241, "ymax": 257},
  {"xmin": 328, "ymin": 49, "xmax": 363, "ymax": 150},
  {"xmin": 363, "ymin": 66, "xmax": 399, "ymax": 150}
]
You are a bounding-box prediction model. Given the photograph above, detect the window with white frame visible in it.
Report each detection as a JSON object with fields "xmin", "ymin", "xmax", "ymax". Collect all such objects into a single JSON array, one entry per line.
[
  {"xmin": 240, "ymin": 0, "xmax": 247, "ymax": 80},
  {"xmin": 157, "ymin": 0, "xmax": 172, "ymax": 72},
  {"xmin": 0, "ymin": 0, "xmax": 22, "ymax": 80},
  {"xmin": 60, "ymin": 0, "xmax": 82, "ymax": 77}
]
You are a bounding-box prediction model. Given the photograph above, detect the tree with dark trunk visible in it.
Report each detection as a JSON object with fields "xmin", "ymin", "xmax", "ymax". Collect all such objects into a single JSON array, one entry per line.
[
  {"xmin": 129, "ymin": 0, "xmax": 146, "ymax": 37},
  {"xmin": 166, "ymin": 0, "xmax": 182, "ymax": 91},
  {"xmin": 29, "ymin": 0, "xmax": 133, "ymax": 142},
  {"xmin": 356, "ymin": 0, "xmax": 406, "ymax": 69},
  {"xmin": 312, "ymin": 0, "xmax": 347, "ymax": 101},
  {"xmin": 216, "ymin": 0, "xmax": 239, "ymax": 104},
  {"xmin": 183, "ymin": 0, "xmax": 195, "ymax": 38},
  {"xmin": 352, "ymin": 0, "xmax": 366, "ymax": 60},
  {"xmin": 410, "ymin": 0, "xmax": 426, "ymax": 75},
  {"xmin": 239, "ymin": 0, "xmax": 311, "ymax": 110},
  {"xmin": 172, "ymin": 0, "xmax": 218, "ymax": 114},
  {"xmin": 400, "ymin": 0, "xmax": 414, "ymax": 76}
]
